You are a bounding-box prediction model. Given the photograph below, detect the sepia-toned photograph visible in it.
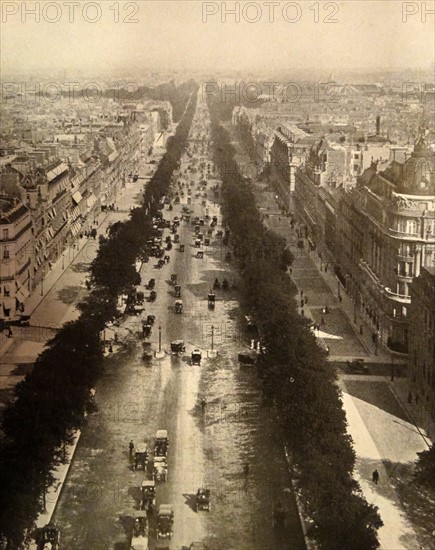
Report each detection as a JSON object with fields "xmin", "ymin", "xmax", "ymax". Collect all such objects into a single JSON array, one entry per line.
[{"xmin": 0, "ymin": 1, "xmax": 434, "ymax": 549}]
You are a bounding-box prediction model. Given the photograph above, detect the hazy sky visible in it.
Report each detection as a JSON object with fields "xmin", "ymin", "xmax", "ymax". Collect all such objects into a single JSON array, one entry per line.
[{"xmin": 1, "ymin": 0, "xmax": 434, "ymax": 77}]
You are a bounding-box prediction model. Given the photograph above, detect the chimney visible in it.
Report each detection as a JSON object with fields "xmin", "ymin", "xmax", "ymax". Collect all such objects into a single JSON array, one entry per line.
[{"xmin": 376, "ymin": 115, "xmax": 381, "ymax": 136}]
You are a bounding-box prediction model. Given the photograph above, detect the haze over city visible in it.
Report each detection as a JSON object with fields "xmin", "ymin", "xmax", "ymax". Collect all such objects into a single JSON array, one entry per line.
[{"xmin": 1, "ymin": 0, "xmax": 434, "ymax": 77}]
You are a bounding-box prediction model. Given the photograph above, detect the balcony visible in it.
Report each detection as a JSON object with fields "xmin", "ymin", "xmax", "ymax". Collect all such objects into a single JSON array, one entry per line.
[
  {"xmin": 383, "ymin": 287, "xmax": 411, "ymax": 305},
  {"xmin": 389, "ymin": 227, "xmax": 420, "ymax": 240}
]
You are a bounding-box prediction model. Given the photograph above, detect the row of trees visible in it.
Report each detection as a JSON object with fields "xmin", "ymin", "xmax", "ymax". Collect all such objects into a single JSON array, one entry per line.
[
  {"xmin": 0, "ymin": 83, "xmax": 198, "ymax": 549},
  {"xmin": 207, "ymin": 94, "xmax": 383, "ymax": 549}
]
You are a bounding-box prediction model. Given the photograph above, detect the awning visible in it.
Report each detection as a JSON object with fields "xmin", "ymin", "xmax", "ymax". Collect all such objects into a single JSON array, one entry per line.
[
  {"xmin": 15, "ymin": 287, "xmax": 29, "ymax": 302},
  {"xmin": 72, "ymin": 191, "xmax": 83, "ymax": 205},
  {"xmin": 68, "ymin": 206, "xmax": 81, "ymax": 222},
  {"xmin": 86, "ymin": 192, "xmax": 97, "ymax": 209},
  {"xmin": 71, "ymin": 220, "xmax": 81, "ymax": 237}
]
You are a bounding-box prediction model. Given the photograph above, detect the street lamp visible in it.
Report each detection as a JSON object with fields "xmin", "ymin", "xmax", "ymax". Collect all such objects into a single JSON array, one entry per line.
[{"xmin": 158, "ymin": 325, "xmax": 162, "ymax": 353}]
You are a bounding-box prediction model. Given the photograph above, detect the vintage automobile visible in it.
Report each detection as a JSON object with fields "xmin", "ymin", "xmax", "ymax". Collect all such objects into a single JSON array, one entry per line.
[
  {"xmin": 194, "ymin": 238, "xmax": 201, "ymax": 248},
  {"xmin": 140, "ymin": 480, "xmax": 156, "ymax": 512},
  {"xmin": 174, "ymin": 234, "xmax": 180, "ymax": 243},
  {"xmin": 171, "ymin": 340, "xmax": 186, "ymax": 354},
  {"xmin": 146, "ymin": 315, "xmax": 155, "ymax": 326},
  {"xmin": 142, "ymin": 349, "xmax": 153, "ymax": 362},
  {"xmin": 131, "ymin": 510, "xmax": 149, "ymax": 550},
  {"xmin": 195, "ymin": 488, "xmax": 211, "ymax": 512},
  {"xmin": 157, "ymin": 504, "xmax": 174, "ymax": 539},
  {"xmin": 213, "ymin": 278, "xmax": 220, "ymax": 290},
  {"xmin": 37, "ymin": 523, "xmax": 60, "ymax": 550},
  {"xmin": 346, "ymin": 359, "xmax": 369, "ymax": 374},
  {"xmin": 238, "ymin": 350, "xmax": 258, "ymax": 366},
  {"xmin": 142, "ymin": 323, "xmax": 152, "ymax": 338},
  {"xmin": 148, "ymin": 278, "xmax": 155, "ymax": 289},
  {"xmin": 170, "ymin": 273, "xmax": 178, "ymax": 285},
  {"xmin": 174, "ymin": 285, "xmax": 181, "ymax": 298},
  {"xmin": 127, "ymin": 304, "xmax": 144, "ymax": 316},
  {"xmin": 191, "ymin": 349, "xmax": 202, "ymax": 366},
  {"xmin": 149, "ymin": 290, "xmax": 157, "ymax": 302},
  {"xmin": 196, "ymin": 251, "xmax": 204, "ymax": 259},
  {"xmin": 134, "ymin": 444, "xmax": 148, "ymax": 471},
  {"xmin": 207, "ymin": 293, "xmax": 215, "ymax": 309},
  {"xmin": 204, "ymin": 238, "xmax": 210, "ymax": 246},
  {"xmin": 180, "ymin": 244, "xmax": 185, "ymax": 252},
  {"xmin": 153, "ymin": 455, "xmax": 168, "ymax": 481},
  {"xmin": 175, "ymin": 300, "xmax": 183, "ymax": 314},
  {"xmin": 154, "ymin": 429, "xmax": 169, "ymax": 457}
]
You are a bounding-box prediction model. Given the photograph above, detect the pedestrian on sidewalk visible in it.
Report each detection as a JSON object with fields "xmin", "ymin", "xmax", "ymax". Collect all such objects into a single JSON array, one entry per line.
[
  {"xmin": 129, "ymin": 440, "xmax": 134, "ymax": 457},
  {"xmin": 372, "ymin": 469, "xmax": 379, "ymax": 485},
  {"xmin": 321, "ymin": 316, "xmax": 325, "ymax": 327},
  {"xmin": 7, "ymin": 326, "xmax": 13, "ymax": 338}
]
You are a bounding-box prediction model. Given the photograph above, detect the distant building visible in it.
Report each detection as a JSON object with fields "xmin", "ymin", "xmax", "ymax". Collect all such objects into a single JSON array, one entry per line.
[
  {"xmin": 409, "ymin": 266, "xmax": 435, "ymax": 438},
  {"xmin": 270, "ymin": 125, "xmax": 309, "ymax": 211}
]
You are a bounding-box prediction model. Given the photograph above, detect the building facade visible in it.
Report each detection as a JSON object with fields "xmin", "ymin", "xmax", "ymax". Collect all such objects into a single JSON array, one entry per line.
[
  {"xmin": 0, "ymin": 196, "xmax": 33, "ymax": 320},
  {"xmin": 409, "ymin": 266, "xmax": 435, "ymax": 438},
  {"xmin": 336, "ymin": 137, "xmax": 435, "ymax": 354}
]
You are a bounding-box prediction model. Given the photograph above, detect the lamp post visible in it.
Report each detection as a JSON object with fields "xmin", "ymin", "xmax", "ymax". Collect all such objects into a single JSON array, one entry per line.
[
  {"xmin": 158, "ymin": 325, "xmax": 162, "ymax": 353},
  {"xmin": 211, "ymin": 325, "xmax": 214, "ymax": 351}
]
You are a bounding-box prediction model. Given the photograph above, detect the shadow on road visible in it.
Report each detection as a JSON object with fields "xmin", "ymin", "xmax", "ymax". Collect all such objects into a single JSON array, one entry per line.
[{"xmin": 182, "ymin": 492, "xmax": 198, "ymax": 512}]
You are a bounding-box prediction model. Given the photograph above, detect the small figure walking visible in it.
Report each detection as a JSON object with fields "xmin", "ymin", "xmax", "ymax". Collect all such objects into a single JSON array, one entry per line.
[
  {"xmin": 7, "ymin": 326, "xmax": 13, "ymax": 338},
  {"xmin": 129, "ymin": 440, "xmax": 134, "ymax": 457},
  {"xmin": 372, "ymin": 469, "xmax": 379, "ymax": 485}
]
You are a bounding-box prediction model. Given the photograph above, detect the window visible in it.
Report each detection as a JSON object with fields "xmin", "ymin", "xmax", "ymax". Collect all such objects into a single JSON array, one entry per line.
[
  {"xmin": 2, "ymin": 229, "xmax": 9, "ymax": 240},
  {"xmin": 407, "ymin": 220, "xmax": 417, "ymax": 234},
  {"xmin": 402, "ymin": 306, "xmax": 407, "ymax": 318},
  {"xmin": 3, "ymin": 247, "xmax": 10, "ymax": 260}
]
